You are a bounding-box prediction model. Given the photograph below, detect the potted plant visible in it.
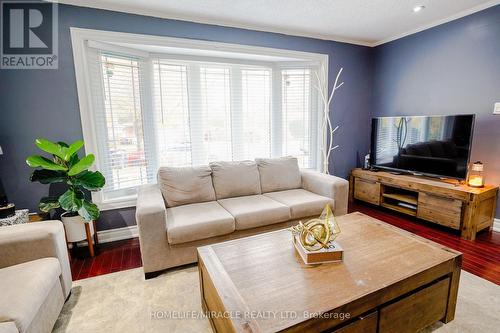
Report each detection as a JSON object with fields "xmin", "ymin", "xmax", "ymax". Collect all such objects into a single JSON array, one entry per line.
[{"xmin": 26, "ymin": 138, "xmax": 105, "ymax": 242}]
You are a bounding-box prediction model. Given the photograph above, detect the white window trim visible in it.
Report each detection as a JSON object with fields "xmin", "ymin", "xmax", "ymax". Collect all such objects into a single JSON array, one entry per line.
[{"xmin": 70, "ymin": 27, "xmax": 328, "ymax": 211}]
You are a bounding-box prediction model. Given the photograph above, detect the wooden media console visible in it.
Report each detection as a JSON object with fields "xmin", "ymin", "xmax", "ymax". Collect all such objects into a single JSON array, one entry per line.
[{"xmin": 349, "ymin": 168, "xmax": 498, "ymax": 240}]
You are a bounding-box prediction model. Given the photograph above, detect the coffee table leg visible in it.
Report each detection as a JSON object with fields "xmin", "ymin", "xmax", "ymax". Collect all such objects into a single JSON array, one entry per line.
[
  {"xmin": 198, "ymin": 255, "xmax": 207, "ymax": 313},
  {"xmin": 85, "ymin": 223, "xmax": 95, "ymax": 257},
  {"xmin": 444, "ymin": 256, "xmax": 461, "ymax": 323}
]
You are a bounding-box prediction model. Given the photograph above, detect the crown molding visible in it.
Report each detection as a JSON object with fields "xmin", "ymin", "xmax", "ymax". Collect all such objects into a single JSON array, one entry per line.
[
  {"xmin": 373, "ymin": 1, "xmax": 500, "ymax": 46},
  {"xmin": 50, "ymin": 0, "xmax": 499, "ymax": 47}
]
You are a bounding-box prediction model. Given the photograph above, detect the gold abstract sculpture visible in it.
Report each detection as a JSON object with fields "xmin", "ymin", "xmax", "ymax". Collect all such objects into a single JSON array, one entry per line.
[{"xmin": 288, "ymin": 204, "xmax": 341, "ymax": 251}]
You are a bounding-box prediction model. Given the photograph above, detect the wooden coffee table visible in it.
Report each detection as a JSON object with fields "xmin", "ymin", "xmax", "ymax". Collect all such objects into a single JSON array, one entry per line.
[{"xmin": 197, "ymin": 212, "xmax": 462, "ymax": 333}]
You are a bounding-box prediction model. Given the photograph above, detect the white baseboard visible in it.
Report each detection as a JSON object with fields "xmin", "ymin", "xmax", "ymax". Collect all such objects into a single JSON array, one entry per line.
[
  {"xmin": 96, "ymin": 225, "xmax": 138, "ymax": 244},
  {"xmin": 494, "ymin": 218, "xmax": 500, "ymax": 233}
]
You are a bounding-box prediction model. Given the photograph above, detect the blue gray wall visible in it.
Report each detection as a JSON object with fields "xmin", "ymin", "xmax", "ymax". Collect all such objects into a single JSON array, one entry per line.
[
  {"xmin": 0, "ymin": 4, "xmax": 373, "ymax": 230},
  {"xmin": 373, "ymin": 5, "xmax": 500, "ymax": 218}
]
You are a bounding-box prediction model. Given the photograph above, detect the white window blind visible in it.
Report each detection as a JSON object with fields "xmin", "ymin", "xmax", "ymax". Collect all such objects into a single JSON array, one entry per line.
[
  {"xmin": 152, "ymin": 62, "xmax": 191, "ymax": 167},
  {"xmin": 87, "ymin": 51, "xmax": 155, "ymax": 202},
  {"xmin": 198, "ymin": 66, "xmax": 233, "ymax": 162},
  {"xmin": 80, "ymin": 38, "xmax": 323, "ymax": 208},
  {"xmin": 240, "ymin": 68, "xmax": 272, "ymax": 160},
  {"xmin": 282, "ymin": 69, "xmax": 314, "ymax": 168},
  {"xmin": 152, "ymin": 60, "xmax": 273, "ymax": 166}
]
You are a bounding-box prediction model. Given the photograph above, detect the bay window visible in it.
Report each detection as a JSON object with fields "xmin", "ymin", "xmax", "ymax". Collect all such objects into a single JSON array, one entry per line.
[{"xmin": 71, "ymin": 29, "xmax": 328, "ymax": 209}]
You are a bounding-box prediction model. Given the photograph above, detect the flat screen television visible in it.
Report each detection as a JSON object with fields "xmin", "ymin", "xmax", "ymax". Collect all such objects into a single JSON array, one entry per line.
[{"xmin": 370, "ymin": 115, "xmax": 475, "ymax": 180}]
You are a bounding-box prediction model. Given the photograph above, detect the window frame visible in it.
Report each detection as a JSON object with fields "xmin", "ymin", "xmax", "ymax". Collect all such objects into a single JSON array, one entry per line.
[{"xmin": 71, "ymin": 28, "xmax": 328, "ymax": 210}]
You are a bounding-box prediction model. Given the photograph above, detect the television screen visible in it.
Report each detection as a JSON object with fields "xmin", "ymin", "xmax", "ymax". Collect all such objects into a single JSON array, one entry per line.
[{"xmin": 370, "ymin": 115, "xmax": 475, "ymax": 179}]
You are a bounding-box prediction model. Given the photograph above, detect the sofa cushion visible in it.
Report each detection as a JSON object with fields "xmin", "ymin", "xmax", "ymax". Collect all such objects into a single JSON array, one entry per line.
[
  {"xmin": 166, "ymin": 201, "xmax": 235, "ymax": 244},
  {"xmin": 218, "ymin": 195, "xmax": 291, "ymax": 230},
  {"xmin": 209, "ymin": 161, "xmax": 261, "ymax": 199},
  {"xmin": 255, "ymin": 157, "xmax": 301, "ymax": 193},
  {"xmin": 158, "ymin": 166, "xmax": 216, "ymax": 207},
  {"xmin": 0, "ymin": 258, "xmax": 61, "ymax": 333},
  {"xmin": 264, "ymin": 189, "xmax": 334, "ymax": 219}
]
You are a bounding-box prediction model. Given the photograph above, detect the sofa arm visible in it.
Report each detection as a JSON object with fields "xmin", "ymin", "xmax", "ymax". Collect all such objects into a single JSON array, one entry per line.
[
  {"xmin": 136, "ymin": 184, "xmax": 169, "ymax": 275},
  {"xmin": 0, "ymin": 220, "xmax": 72, "ymax": 298},
  {"xmin": 301, "ymin": 170, "xmax": 349, "ymax": 216}
]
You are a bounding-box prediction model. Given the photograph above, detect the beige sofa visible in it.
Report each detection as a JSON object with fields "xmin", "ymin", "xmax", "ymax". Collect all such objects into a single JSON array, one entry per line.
[
  {"xmin": 0, "ymin": 221, "xmax": 72, "ymax": 333},
  {"xmin": 136, "ymin": 157, "xmax": 349, "ymax": 278}
]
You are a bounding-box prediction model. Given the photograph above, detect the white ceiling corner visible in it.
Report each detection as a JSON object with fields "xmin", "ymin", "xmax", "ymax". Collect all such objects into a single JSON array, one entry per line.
[{"xmin": 52, "ymin": 0, "xmax": 499, "ymax": 47}]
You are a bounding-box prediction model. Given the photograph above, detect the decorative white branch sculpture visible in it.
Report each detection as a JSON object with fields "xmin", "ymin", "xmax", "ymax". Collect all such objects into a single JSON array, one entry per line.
[{"xmin": 313, "ymin": 66, "xmax": 344, "ymax": 174}]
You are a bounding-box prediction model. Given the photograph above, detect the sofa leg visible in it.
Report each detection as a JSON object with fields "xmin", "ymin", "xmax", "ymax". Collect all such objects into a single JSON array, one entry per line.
[{"xmin": 144, "ymin": 271, "xmax": 163, "ymax": 280}]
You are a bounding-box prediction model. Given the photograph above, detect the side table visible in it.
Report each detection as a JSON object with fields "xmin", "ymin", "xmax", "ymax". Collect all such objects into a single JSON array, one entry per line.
[{"xmin": 0, "ymin": 209, "xmax": 29, "ymax": 226}]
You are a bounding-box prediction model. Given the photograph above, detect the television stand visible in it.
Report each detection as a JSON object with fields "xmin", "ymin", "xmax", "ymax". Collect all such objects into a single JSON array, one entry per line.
[
  {"xmin": 438, "ymin": 178, "xmax": 466, "ymax": 186},
  {"xmin": 349, "ymin": 168, "xmax": 498, "ymax": 240}
]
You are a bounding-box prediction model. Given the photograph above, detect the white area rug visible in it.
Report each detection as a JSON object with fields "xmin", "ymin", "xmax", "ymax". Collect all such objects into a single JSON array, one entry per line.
[{"xmin": 53, "ymin": 266, "xmax": 500, "ymax": 333}]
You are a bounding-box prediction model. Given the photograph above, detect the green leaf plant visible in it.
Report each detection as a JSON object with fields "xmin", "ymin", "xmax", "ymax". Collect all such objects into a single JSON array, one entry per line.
[{"xmin": 26, "ymin": 138, "xmax": 105, "ymax": 221}]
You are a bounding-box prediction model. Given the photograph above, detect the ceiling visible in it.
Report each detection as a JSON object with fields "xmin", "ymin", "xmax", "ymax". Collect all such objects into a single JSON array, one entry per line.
[{"xmin": 55, "ymin": 0, "xmax": 499, "ymax": 46}]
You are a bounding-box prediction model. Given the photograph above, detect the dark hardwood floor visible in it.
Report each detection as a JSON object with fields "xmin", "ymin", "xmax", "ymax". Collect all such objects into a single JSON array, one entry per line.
[
  {"xmin": 70, "ymin": 202, "xmax": 500, "ymax": 285},
  {"xmin": 70, "ymin": 237, "xmax": 142, "ymax": 280}
]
